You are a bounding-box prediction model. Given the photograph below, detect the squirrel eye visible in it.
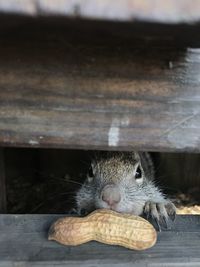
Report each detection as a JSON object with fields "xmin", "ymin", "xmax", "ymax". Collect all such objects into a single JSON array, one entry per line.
[{"xmin": 135, "ymin": 166, "xmax": 142, "ymax": 179}]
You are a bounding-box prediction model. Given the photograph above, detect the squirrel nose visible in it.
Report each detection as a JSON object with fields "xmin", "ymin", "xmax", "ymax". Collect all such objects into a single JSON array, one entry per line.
[{"xmin": 101, "ymin": 184, "xmax": 121, "ymax": 206}]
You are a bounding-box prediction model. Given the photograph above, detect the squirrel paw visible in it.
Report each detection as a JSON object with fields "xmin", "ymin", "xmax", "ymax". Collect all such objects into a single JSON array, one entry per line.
[{"xmin": 143, "ymin": 201, "xmax": 176, "ymax": 231}]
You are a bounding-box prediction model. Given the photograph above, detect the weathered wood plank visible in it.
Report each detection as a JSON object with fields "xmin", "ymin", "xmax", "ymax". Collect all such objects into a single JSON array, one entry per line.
[
  {"xmin": 0, "ymin": 23, "xmax": 200, "ymax": 152},
  {"xmin": 0, "ymin": 0, "xmax": 200, "ymax": 24},
  {"xmin": 0, "ymin": 215, "xmax": 199, "ymax": 266},
  {"xmin": 0, "ymin": 149, "xmax": 6, "ymax": 213}
]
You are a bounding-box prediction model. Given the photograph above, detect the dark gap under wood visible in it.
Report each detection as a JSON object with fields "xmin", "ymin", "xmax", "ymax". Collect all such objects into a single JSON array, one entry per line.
[{"xmin": 0, "ymin": 148, "xmax": 6, "ymax": 213}]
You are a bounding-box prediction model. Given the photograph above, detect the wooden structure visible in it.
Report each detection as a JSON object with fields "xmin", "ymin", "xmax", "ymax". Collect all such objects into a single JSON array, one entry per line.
[
  {"xmin": 1, "ymin": 20, "xmax": 200, "ymax": 152},
  {"xmin": 0, "ymin": 215, "xmax": 200, "ymax": 266},
  {"xmin": 0, "ymin": 0, "xmax": 200, "ymax": 23},
  {"xmin": 0, "ymin": 1, "xmax": 200, "ymax": 266}
]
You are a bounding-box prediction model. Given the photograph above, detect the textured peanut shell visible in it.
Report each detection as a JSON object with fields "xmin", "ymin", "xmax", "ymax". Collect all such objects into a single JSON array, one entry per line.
[{"xmin": 48, "ymin": 209, "xmax": 157, "ymax": 250}]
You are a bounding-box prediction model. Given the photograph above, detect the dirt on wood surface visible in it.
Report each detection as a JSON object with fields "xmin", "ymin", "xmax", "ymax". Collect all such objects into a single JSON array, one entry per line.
[
  {"xmin": 177, "ymin": 205, "xmax": 200, "ymax": 214},
  {"xmin": 173, "ymin": 188, "xmax": 200, "ymax": 214}
]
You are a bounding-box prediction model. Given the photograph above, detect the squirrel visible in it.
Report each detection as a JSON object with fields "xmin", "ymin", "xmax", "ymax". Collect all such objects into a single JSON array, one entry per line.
[{"xmin": 75, "ymin": 151, "xmax": 176, "ymax": 229}]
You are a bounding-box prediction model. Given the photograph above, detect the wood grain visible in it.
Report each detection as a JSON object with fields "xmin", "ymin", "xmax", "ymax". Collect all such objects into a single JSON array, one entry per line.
[
  {"xmin": 0, "ymin": 214, "xmax": 200, "ymax": 266},
  {"xmin": 0, "ymin": 0, "xmax": 200, "ymax": 24},
  {"xmin": 0, "ymin": 21, "xmax": 200, "ymax": 151}
]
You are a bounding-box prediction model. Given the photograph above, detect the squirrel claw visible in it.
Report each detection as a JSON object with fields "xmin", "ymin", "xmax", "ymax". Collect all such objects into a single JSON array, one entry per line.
[
  {"xmin": 143, "ymin": 201, "xmax": 176, "ymax": 230},
  {"xmin": 165, "ymin": 202, "xmax": 176, "ymax": 221}
]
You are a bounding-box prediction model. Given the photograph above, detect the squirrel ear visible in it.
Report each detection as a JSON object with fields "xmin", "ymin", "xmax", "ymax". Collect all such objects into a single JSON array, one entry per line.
[
  {"xmin": 91, "ymin": 161, "xmax": 95, "ymax": 170},
  {"xmin": 87, "ymin": 175, "xmax": 94, "ymax": 183},
  {"xmin": 88, "ymin": 165, "xmax": 94, "ymax": 178}
]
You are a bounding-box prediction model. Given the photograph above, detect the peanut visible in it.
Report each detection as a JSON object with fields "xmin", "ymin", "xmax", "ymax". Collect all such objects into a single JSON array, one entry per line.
[{"xmin": 48, "ymin": 209, "xmax": 157, "ymax": 250}]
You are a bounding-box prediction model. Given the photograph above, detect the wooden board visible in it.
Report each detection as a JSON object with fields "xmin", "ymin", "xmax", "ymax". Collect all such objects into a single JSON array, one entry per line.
[
  {"xmin": 0, "ymin": 214, "xmax": 200, "ymax": 266},
  {"xmin": 1, "ymin": 0, "xmax": 200, "ymax": 24},
  {"xmin": 0, "ymin": 20, "xmax": 200, "ymax": 152}
]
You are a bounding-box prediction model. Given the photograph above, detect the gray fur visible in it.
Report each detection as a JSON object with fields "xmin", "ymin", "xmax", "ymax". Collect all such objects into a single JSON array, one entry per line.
[{"xmin": 75, "ymin": 152, "xmax": 176, "ymax": 227}]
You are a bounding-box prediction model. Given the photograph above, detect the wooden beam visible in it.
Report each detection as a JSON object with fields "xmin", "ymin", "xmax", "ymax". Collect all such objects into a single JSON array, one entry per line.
[
  {"xmin": 0, "ymin": 214, "xmax": 200, "ymax": 266},
  {"xmin": 0, "ymin": 149, "xmax": 6, "ymax": 213},
  {"xmin": 0, "ymin": 0, "xmax": 200, "ymax": 24},
  {"xmin": 0, "ymin": 23, "xmax": 200, "ymax": 152}
]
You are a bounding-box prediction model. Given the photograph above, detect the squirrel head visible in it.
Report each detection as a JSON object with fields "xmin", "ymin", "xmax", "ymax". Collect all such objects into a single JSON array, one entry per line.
[{"xmin": 85, "ymin": 152, "xmax": 147, "ymax": 215}]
